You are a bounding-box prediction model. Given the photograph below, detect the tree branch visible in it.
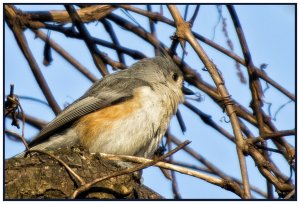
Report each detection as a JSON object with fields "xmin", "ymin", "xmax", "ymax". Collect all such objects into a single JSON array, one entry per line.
[
  {"xmin": 71, "ymin": 140, "xmax": 191, "ymax": 198},
  {"xmin": 65, "ymin": 5, "xmax": 108, "ymax": 76},
  {"xmin": 5, "ymin": 5, "xmax": 62, "ymax": 115},
  {"xmin": 23, "ymin": 5, "xmax": 115, "ymax": 23},
  {"xmin": 167, "ymin": 5, "xmax": 251, "ymax": 198},
  {"xmin": 32, "ymin": 29, "xmax": 98, "ymax": 82},
  {"xmin": 119, "ymin": 5, "xmax": 294, "ymax": 101}
]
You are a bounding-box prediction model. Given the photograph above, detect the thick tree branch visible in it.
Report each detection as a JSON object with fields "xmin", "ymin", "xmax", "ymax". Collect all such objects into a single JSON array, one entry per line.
[
  {"xmin": 23, "ymin": 5, "xmax": 115, "ymax": 23},
  {"xmin": 5, "ymin": 146, "xmax": 163, "ymax": 199}
]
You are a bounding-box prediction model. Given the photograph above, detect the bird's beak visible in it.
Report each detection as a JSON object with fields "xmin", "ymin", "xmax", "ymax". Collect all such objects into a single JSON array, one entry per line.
[{"xmin": 182, "ymin": 85, "xmax": 195, "ymax": 95}]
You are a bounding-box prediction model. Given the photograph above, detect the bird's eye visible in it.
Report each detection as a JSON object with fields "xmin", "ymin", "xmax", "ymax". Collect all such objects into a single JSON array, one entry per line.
[{"xmin": 172, "ymin": 73, "xmax": 179, "ymax": 81}]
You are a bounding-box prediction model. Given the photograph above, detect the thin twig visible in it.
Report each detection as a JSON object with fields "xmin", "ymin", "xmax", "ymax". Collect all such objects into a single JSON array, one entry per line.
[
  {"xmin": 183, "ymin": 5, "xmax": 189, "ymax": 21},
  {"xmin": 32, "ymin": 29, "xmax": 98, "ymax": 82},
  {"xmin": 107, "ymin": 13, "xmax": 162, "ymax": 52},
  {"xmin": 227, "ymin": 4, "xmax": 265, "ymax": 135},
  {"xmin": 249, "ymin": 129, "xmax": 295, "ymax": 143},
  {"xmin": 273, "ymin": 100, "xmax": 292, "ymax": 121},
  {"xmin": 238, "ymin": 118, "xmax": 255, "ymax": 138},
  {"xmin": 17, "ymin": 102, "xmax": 29, "ymax": 150},
  {"xmin": 118, "ymin": 5, "xmax": 294, "ymax": 101},
  {"xmin": 71, "ymin": 140, "xmax": 191, "ymax": 198},
  {"xmin": 167, "ymin": 5, "xmax": 251, "ymax": 198},
  {"xmin": 262, "ymin": 141, "xmax": 274, "ymax": 198},
  {"xmin": 169, "ymin": 135, "xmax": 230, "ymax": 180},
  {"xmin": 65, "ymin": 5, "xmax": 108, "ymax": 76},
  {"xmin": 217, "ymin": 6, "xmax": 246, "ymax": 84},
  {"xmin": 99, "ymin": 52, "xmax": 127, "ymax": 70},
  {"xmin": 7, "ymin": 113, "xmax": 47, "ymax": 130},
  {"xmin": 5, "ymin": 5, "xmax": 62, "ymax": 115},
  {"xmin": 99, "ymin": 151, "xmax": 243, "ymax": 198},
  {"xmin": 175, "ymin": 110, "xmax": 186, "ymax": 134},
  {"xmin": 247, "ymin": 145, "xmax": 294, "ymax": 193},
  {"xmin": 103, "ymin": 9, "xmax": 294, "ymax": 184},
  {"xmin": 36, "ymin": 22, "xmax": 147, "ymax": 60},
  {"xmin": 227, "ymin": 5, "xmax": 294, "ymax": 170},
  {"xmin": 171, "ymin": 160, "xmax": 212, "ymax": 174},
  {"xmin": 254, "ymin": 144, "xmax": 284, "ymax": 154},
  {"xmin": 284, "ymin": 189, "xmax": 295, "ymax": 199},
  {"xmin": 227, "ymin": 6, "xmax": 267, "ymax": 198},
  {"xmin": 167, "ymin": 132, "xmax": 181, "ymax": 199},
  {"xmin": 188, "ymin": 5, "xmax": 200, "ymax": 26},
  {"xmin": 4, "ymin": 84, "xmax": 29, "ymax": 150},
  {"xmin": 184, "ymin": 101, "xmax": 234, "ymax": 141},
  {"xmin": 101, "ymin": 19, "xmax": 126, "ymax": 65},
  {"xmin": 18, "ymin": 95, "xmax": 50, "ymax": 107},
  {"xmin": 146, "ymin": 5, "xmax": 160, "ymax": 56},
  {"xmin": 106, "ymin": 12, "xmax": 294, "ymax": 164},
  {"xmin": 5, "ymin": 130, "xmax": 27, "ymax": 143}
]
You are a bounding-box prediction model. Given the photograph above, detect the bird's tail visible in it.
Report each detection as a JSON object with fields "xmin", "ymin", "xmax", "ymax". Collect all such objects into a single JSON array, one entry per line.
[{"xmin": 12, "ymin": 129, "xmax": 79, "ymax": 158}]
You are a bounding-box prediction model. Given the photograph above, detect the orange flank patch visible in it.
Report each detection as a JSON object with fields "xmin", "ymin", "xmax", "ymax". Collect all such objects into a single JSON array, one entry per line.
[{"xmin": 75, "ymin": 94, "xmax": 142, "ymax": 147}]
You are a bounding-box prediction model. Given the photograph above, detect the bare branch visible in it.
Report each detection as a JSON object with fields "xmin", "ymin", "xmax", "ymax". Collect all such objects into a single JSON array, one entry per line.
[
  {"xmin": 5, "ymin": 4, "xmax": 294, "ymax": 199},
  {"xmin": 5, "ymin": 5, "xmax": 62, "ymax": 115},
  {"xmin": 105, "ymin": 11, "xmax": 294, "ymax": 165},
  {"xmin": 65, "ymin": 5, "xmax": 108, "ymax": 76},
  {"xmin": 100, "ymin": 152, "xmax": 243, "ymax": 198},
  {"xmin": 167, "ymin": 132, "xmax": 181, "ymax": 199},
  {"xmin": 284, "ymin": 189, "xmax": 295, "ymax": 200},
  {"xmin": 4, "ymin": 85, "xmax": 29, "ymax": 150},
  {"xmin": 23, "ymin": 5, "xmax": 115, "ymax": 23},
  {"xmin": 167, "ymin": 5, "xmax": 251, "ymax": 198},
  {"xmin": 249, "ymin": 129, "xmax": 295, "ymax": 143},
  {"xmin": 146, "ymin": 5, "xmax": 160, "ymax": 56},
  {"xmin": 7, "ymin": 113, "xmax": 47, "ymax": 130},
  {"xmin": 101, "ymin": 18, "xmax": 126, "ymax": 65},
  {"xmin": 71, "ymin": 140, "xmax": 191, "ymax": 198},
  {"xmin": 32, "ymin": 29, "xmax": 98, "ymax": 82},
  {"xmin": 227, "ymin": 5, "xmax": 269, "ymax": 197},
  {"xmin": 184, "ymin": 101, "xmax": 234, "ymax": 141},
  {"xmin": 119, "ymin": 5, "xmax": 294, "ymax": 101},
  {"xmin": 188, "ymin": 5, "xmax": 200, "ymax": 26},
  {"xmin": 31, "ymin": 22, "xmax": 147, "ymax": 60}
]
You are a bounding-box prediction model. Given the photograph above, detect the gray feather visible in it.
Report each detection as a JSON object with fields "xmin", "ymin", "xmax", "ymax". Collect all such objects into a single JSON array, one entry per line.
[{"xmin": 29, "ymin": 77, "xmax": 152, "ymax": 147}]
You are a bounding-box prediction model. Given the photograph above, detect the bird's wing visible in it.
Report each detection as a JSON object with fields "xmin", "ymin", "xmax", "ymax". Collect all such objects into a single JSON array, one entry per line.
[{"xmin": 29, "ymin": 77, "xmax": 152, "ymax": 147}]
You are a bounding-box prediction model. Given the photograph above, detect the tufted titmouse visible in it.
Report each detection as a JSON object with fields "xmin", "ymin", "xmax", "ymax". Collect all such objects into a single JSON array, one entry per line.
[{"xmin": 24, "ymin": 55, "xmax": 192, "ymax": 158}]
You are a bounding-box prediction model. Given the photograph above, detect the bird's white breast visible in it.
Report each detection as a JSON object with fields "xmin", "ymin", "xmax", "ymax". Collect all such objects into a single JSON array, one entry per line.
[{"xmin": 87, "ymin": 86, "xmax": 172, "ymax": 158}]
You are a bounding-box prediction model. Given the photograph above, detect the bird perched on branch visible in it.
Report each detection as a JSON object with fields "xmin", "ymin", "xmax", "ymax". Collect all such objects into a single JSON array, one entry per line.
[{"xmin": 22, "ymin": 55, "xmax": 192, "ymax": 158}]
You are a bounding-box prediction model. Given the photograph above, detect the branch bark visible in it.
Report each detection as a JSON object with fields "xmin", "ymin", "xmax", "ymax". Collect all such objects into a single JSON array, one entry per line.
[
  {"xmin": 5, "ymin": 146, "xmax": 163, "ymax": 199},
  {"xmin": 23, "ymin": 5, "xmax": 115, "ymax": 23}
]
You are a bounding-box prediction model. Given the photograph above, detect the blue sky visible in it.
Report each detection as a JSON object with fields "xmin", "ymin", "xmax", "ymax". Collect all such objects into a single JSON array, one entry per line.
[{"xmin": 4, "ymin": 4, "xmax": 295, "ymax": 199}]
